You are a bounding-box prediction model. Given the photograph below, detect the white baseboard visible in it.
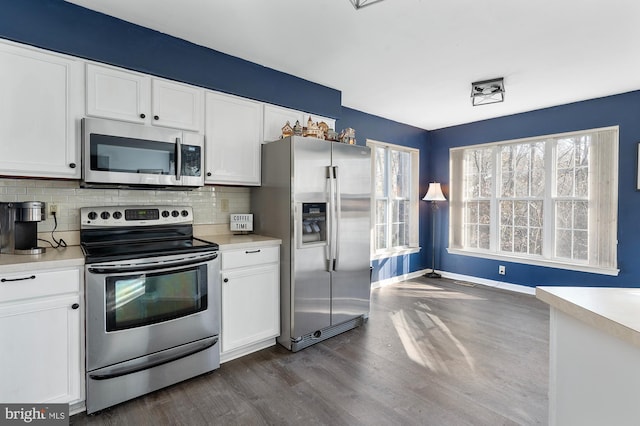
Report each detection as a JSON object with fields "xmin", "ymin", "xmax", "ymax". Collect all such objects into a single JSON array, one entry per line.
[
  {"xmin": 372, "ymin": 269, "xmax": 535, "ymax": 295},
  {"xmin": 371, "ymin": 269, "xmax": 431, "ymax": 289},
  {"xmin": 438, "ymin": 271, "xmax": 535, "ymax": 295}
]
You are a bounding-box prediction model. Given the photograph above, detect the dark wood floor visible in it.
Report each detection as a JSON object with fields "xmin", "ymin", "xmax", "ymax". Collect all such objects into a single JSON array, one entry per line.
[{"xmin": 71, "ymin": 277, "xmax": 549, "ymax": 425}]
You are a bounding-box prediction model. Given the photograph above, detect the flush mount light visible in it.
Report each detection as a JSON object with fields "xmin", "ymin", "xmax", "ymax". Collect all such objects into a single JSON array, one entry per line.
[
  {"xmin": 471, "ymin": 77, "xmax": 505, "ymax": 106},
  {"xmin": 349, "ymin": 0, "xmax": 386, "ymax": 10}
]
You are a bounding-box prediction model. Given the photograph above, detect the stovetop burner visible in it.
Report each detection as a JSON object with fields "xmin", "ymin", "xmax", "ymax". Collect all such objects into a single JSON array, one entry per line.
[{"xmin": 80, "ymin": 206, "xmax": 218, "ymax": 263}]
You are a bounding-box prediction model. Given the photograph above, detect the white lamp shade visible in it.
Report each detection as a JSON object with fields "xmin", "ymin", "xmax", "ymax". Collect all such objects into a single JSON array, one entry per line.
[{"xmin": 422, "ymin": 182, "xmax": 446, "ymax": 201}]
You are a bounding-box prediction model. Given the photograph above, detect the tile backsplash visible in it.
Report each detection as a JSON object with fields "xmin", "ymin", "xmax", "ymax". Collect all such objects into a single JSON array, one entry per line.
[{"xmin": 0, "ymin": 178, "xmax": 250, "ymax": 233}]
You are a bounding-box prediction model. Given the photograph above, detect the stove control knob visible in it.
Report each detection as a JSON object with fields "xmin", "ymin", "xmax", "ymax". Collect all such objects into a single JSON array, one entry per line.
[
  {"xmin": 113, "ymin": 211, "xmax": 122, "ymax": 220},
  {"xmin": 171, "ymin": 210, "xmax": 179, "ymax": 217},
  {"xmin": 181, "ymin": 210, "xmax": 189, "ymax": 217},
  {"xmin": 100, "ymin": 211, "xmax": 110, "ymax": 220},
  {"xmin": 162, "ymin": 210, "xmax": 170, "ymax": 218},
  {"xmin": 88, "ymin": 211, "xmax": 98, "ymax": 220}
]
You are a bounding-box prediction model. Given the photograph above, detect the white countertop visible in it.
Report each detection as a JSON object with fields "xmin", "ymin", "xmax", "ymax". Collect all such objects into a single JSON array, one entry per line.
[
  {"xmin": 198, "ymin": 233, "xmax": 281, "ymax": 251},
  {"xmin": 0, "ymin": 246, "xmax": 85, "ymax": 274},
  {"xmin": 536, "ymin": 286, "xmax": 640, "ymax": 349},
  {"xmin": 0, "ymin": 234, "xmax": 280, "ymax": 275}
]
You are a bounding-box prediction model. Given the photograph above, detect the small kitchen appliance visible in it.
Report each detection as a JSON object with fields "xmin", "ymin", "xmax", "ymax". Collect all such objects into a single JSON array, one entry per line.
[
  {"xmin": 0, "ymin": 201, "xmax": 47, "ymax": 255},
  {"xmin": 81, "ymin": 118, "xmax": 204, "ymax": 189}
]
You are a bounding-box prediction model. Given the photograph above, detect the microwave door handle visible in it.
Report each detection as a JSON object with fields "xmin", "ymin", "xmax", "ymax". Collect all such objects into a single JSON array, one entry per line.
[{"xmin": 175, "ymin": 137, "xmax": 182, "ymax": 180}]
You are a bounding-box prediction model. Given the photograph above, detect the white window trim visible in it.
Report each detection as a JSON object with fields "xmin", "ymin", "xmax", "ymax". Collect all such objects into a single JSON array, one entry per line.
[
  {"xmin": 447, "ymin": 248, "xmax": 619, "ymax": 276},
  {"xmin": 371, "ymin": 246, "xmax": 421, "ymax": 261},
  {"xmin": 449, "ymin": 126, "xmax": 619, "ymax": 276},
  {"xmin": 367, "ymin": 139, "xmax": 421, "ymax": 258}
]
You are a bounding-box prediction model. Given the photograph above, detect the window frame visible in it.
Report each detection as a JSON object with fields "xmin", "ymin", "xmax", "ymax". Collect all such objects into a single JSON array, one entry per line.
[
  {"xmin": 367, "ymin": 139, "xmax": 420, "ymax": 259},
  {"xmin": 448, "ymin": 126, "xmax": 619, "ymax": 276}
]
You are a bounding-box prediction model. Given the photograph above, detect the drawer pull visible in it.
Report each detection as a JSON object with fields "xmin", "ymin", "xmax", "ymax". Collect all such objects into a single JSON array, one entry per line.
[
  {"xmin": 223, "ymin": 278, "xmax": 229, "ymax": 283},
  {"xmin": 1, "ymin": 275, "xmax": 36, "ymax": 283},
  {"xmin": 71, "ymin": 303, "xmax": 80, "ymax": 310},
  {"xmin": 245, "ymin": 249, "xmax": 261, "ymax": 254}
]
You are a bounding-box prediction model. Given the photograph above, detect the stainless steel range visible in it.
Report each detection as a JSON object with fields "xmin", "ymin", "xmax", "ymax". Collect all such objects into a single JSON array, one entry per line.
[{"xmin": 80, "ymin": 205, "xmax": 220, "ymax": 414}]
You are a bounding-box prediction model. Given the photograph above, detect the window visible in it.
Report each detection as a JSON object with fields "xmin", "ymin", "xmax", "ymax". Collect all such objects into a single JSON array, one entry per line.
[
  {"xmin": 449, "ymin": 127, "xmax": 618, "ymax": 275},
  {"xmin": 368, "ymin": 140, "xmax": 420, "ymax": 257}
]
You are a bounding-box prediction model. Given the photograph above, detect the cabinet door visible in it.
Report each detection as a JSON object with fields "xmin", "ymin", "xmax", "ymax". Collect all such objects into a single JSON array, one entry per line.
[
  {"xmin": 152, "ymin": 79, "xmax": 204, "ymax": 132},
  {"xmin": 205, "ymin": 92, "xmax": 263, "ymax": 185},
  {"xmin": 86, "ymin": 63, "xmax": 150, "ymax": 124},
  {"xmin": 263, "ymin": 104, "xmax": 304, "ymax": 143},
  {"xmin": 0, "ymin": 42, "xmax": 83, "ymax": 178},
  {"xmin": 221, "ymin": 264, "xmax": 279, "ymax": 353},
  {"xmin": 0, "ymin": 295, "xmax": 81, "ymax": 404}
]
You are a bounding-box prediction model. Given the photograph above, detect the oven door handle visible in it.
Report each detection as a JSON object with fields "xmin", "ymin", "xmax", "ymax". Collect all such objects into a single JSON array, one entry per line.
[
  {"xmin": 87, "ymin": 252, "xmax": 218, "ymax": 274},
  {"xmin": 89, "ymin": 336, "xmax": 218, "ymax": 381}
]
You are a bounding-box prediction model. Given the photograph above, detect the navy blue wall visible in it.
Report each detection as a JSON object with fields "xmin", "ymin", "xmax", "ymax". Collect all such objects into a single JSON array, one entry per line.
[
  {"xmin": 430, "ymin": 90, "xmax": 640, "ymax": 288},
  {"xmin": 337, "ymin": 108, "xmax": 432, "ymax": 282},
  {"xmin": 0, "ymin": 0, "xmax": 433, "ymax": 282},
  {"xmin": 0, "ymin": 0, "xmax": 341, "ymax": 119},
  {"xmin": 16, "ymin": 0, "xmax": 633, "ymax": 288}
]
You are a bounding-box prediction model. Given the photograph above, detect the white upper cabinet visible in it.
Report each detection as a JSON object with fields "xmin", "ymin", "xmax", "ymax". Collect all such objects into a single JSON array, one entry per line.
[
  {"xmin": 0, "ymin": 41, "xmax": 83, "ymax": 179},
  {"xmin": 86, "ymin": 63, "xmax": 204, "ymax": 132},
  {"xmin": 151, "ymin": 79, "xmax": 203, "ymax": 132},
  {"xmin": 204, "ymin": 91, "xmax": 263, "ymax": 186},
  {"xmin": 86, "ymin": 64, "xmax": 149, "ymax": 125},
  {"xmin": 263, "ymin": 104, "xmax": 304, "ymax": 143}
]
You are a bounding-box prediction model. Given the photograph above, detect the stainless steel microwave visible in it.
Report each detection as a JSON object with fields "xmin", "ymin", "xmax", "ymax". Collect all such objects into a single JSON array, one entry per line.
[{"xmin": 81, "ymin": 118, "xmax": 204, "ymax": 188}]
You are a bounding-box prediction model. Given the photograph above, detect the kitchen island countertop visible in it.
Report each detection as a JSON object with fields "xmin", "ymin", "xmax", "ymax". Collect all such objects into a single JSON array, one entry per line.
[
  {"xmin": 536, "ymin": 286, "xmax": 640, "ymax": 349},
  {"xmin": 536, "ymin": 285, "xmax": 640, "ymax": 425}
]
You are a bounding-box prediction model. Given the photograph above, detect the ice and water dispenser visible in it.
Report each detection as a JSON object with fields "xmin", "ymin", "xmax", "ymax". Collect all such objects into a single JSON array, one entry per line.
[{"xmin": 300, "ymin": 203, "xmax": 326, "ymax": 245}]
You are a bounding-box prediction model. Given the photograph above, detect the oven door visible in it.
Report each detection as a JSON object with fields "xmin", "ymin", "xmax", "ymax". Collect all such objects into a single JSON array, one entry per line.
[{"xmin": 85, "ymin": 251, "xmax": 220, "ymax": 372}]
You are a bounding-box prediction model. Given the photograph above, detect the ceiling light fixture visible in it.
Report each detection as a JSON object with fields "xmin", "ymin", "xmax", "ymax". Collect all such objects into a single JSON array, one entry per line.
[
  {"xmin": 471, "ymin": 77, "xmax": 505, "ymax": 106},
  {"xmin": 349, "ymin": 0, "xmax": 386, "ymax": 10}
]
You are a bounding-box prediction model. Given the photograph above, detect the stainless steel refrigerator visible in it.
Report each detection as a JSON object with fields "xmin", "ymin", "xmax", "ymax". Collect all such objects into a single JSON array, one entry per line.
[{"xmin": 251, "ymin": 136, "xmax": 371, "ymax": 352}]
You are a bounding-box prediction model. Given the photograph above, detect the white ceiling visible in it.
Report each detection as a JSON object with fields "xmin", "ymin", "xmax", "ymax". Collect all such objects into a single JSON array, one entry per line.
[{"xmin": 67, "ymin": 0, "xmax": 640, "ymax": 130}]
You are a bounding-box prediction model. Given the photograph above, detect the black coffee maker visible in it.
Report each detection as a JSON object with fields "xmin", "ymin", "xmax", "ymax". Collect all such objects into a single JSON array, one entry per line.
[{"xmin": 0, "ymin": 201, "xmax": 47, "ymax": 254}]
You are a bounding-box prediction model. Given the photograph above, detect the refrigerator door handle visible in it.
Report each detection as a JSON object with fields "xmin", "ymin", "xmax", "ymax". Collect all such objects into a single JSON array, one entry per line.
[
  {"xmin": 333, "ymin": 165, "xmax": 341, "ymax": 271},
  {"xmin": 327, "ymin": 166, "xmax": 335, "ymax": 272}
]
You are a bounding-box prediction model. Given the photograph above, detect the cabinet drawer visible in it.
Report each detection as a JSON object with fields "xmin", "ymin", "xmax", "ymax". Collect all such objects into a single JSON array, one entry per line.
[
  {"xmin": 222, "ymin": 246, "xmax": 279, "ymax": 270},
  {"xmin": 0, "ymin": 269, "xmax": 80, "ymax": 303}
]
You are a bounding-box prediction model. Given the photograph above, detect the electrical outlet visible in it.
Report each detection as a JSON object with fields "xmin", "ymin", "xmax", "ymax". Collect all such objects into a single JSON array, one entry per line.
[
  {"xmin": 499, "ymin": 265, "xmax": 506, "ymax": 275},
  {"xmin": 49, "ymin": 203, "xmax": 58, "ymax": 215},
  {"xmin": 220, "ymin": 199, "xmax": 229, "ymax": 212}
]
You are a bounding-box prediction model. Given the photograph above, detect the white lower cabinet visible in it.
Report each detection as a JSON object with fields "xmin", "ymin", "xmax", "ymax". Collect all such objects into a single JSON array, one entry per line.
[
  {"xmin": 0, "ymin": 268, "xmax": 83, "ymax": 405},
  {"xmin": 220, "ymin": 245, "xmax": 280, "ymax": 362}
]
